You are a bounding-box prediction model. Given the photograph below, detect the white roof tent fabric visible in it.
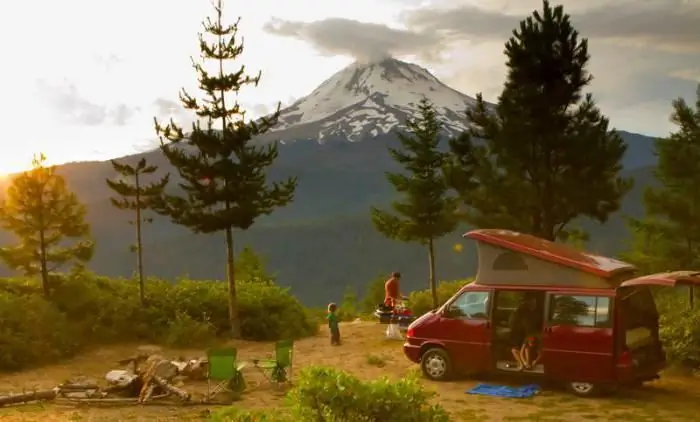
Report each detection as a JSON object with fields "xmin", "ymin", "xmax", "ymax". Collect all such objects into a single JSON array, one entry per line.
[{"xmin": 463, "ymin": 229, "xmax": 637, "ymax": 289}]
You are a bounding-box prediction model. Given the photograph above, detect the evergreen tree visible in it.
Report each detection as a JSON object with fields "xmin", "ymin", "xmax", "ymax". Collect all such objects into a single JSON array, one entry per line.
[
  {"xmin": 106, "ymin": 158, "xmax": 169, "ymax": 305},
  {"xmin": 448, "ymin": 0, "xmax": 631, "ymax": 241},
  {"xmin": 153, "ymin": 0, "xmax": 296, "ymax": 337},
  {"xmin": 622, "ymin": 84, "xmax": 700, "ymax": 307},
  {"xmin": 236, "ymin": 246, "xmax": 274, "ymax": 284},
  {"xmin": 371, "ymin": 98, "xmax": 460, "ymax": 308},
  {"xmin": 0, "ymin": 155, "xmax": 93, "ymax": 297}
]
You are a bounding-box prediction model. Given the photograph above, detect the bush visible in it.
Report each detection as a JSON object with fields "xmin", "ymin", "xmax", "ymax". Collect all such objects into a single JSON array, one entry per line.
[
  {"xmin": 408, "ymin": 280, "xmax": 467, "ymax": 316},
  {"xmin": 0, "ymin": 271, "xmax": 317, "ymax": 371},
  {"xmin": 210, "ymin": 407, "xmax": 292, "ymax": 422},
  {"xmin": 655, "ymin": 290, "xmax": 700, "ymax": 369},
  {"xmin": 0, "ymin": 292, "xmax": 80, "ymax": 370},
  {"xmin": 164, "ymin": 311, "xmax": 217, "ymax": 348},
  {"xmin": 286, "ymin": 366, "xmax": 450, "ymax": 421}
]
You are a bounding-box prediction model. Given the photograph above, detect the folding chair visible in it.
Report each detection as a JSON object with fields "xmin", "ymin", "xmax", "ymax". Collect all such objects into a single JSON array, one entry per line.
[
  {"xmin": 206, "ymin": 348, "xmax": 247, "ymax": 401},
  {"xmin": 252, "ymin": 340, "xmax": 294, "ymax": 387}
]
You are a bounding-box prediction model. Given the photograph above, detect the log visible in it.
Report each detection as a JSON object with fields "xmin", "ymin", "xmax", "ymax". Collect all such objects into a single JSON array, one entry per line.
[
  {"xmin": 153, "ymin": 376, "xmax": 190, "ymax": 402},
  {"xmin": 0, "ymin": 389, "xmax": 58, "ymax": 407},
  {"xmin": 58, "ymin": 383, "xmax": 100, "ymax": 391}
]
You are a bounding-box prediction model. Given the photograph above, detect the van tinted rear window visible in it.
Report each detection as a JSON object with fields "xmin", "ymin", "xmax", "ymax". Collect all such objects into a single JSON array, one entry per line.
[{"xmin": 621, "ymin": 286, "xmax": 659, "ymax": 323}]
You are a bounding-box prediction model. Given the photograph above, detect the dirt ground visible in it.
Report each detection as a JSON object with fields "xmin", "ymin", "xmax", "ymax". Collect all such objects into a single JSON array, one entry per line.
[{"xmin": 0, "ymin": 321, "xmax": 699, "ymax": 421}]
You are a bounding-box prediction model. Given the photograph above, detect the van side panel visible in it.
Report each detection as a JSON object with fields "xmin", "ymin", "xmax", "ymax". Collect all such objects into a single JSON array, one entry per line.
[{"xmin": 541, "ymin": 292, "xmax": 616, "ymax": 383}]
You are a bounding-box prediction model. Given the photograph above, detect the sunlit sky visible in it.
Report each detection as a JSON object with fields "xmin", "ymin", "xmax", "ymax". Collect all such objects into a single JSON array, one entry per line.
[{"xmin": 0, "ymin": 0, "xmax": 697, "ymax": 174}]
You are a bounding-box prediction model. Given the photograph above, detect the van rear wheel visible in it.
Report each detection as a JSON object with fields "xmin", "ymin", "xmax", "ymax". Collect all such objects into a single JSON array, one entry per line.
[
  {"xmin": 421, "ymin": 348, "xmax": 451, "ymax": 381},
  {"xmin": 566, "ymin": 381, "xmax": 601, "ymax": 397}
]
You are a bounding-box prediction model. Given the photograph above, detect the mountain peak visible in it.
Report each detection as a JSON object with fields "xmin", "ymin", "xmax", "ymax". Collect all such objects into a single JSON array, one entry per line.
[{"xmin": 265, "ymin": 58, "xmax": 476, "ymax": 143}]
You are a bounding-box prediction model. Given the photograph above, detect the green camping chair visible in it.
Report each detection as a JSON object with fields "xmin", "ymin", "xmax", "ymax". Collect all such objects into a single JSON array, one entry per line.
[
  {"xmin": 206, "ymin": 348, "xmax": 247, "ymax": 401},
  {"xmin": 252, "ymin": 340, "xmax": 294, "ymax": 387}
]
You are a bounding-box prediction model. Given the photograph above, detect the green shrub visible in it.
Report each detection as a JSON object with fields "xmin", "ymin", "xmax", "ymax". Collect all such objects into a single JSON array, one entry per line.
[
  {"xmin": 0, "ymin": 291, "xmax": 80, "ymax": 370},
  {"xmin": 286, "ymin": 366, "xmax": 450, "ymax": 421},
  {"xmin": 0, "ymin": 271, "xmax": 317, "ymax": 370},
  {"xmin": 408, "ymin": 280, "xmax": 467, "ymax": 316},
  {"xmin": 655, "ymin": 291, "xmax": 700, "ymax": 368},
  {"xmin": 164, "ymin": 311, "xmax": 217, "ymax": 348},
  {"xmin": 210, "ymin": 407, "xmax": 292, "ymax": 422}
]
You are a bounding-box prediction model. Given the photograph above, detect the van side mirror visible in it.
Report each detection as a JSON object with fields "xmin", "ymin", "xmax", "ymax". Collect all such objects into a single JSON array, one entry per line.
[{"xmin": 442, "ymin": 307, "xmax": 463, "ymax": 319}]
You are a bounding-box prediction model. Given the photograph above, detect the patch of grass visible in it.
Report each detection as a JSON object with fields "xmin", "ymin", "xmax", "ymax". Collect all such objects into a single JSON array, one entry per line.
[{"xmin": 365, "ymin": 353, "xmax": 388, "ymax": 367}]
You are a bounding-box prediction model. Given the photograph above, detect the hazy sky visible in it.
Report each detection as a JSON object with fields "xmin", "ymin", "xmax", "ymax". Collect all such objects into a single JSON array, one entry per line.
[{"xmin": 0, "ymin": 0, "xmax": 697, "ymax": 173}]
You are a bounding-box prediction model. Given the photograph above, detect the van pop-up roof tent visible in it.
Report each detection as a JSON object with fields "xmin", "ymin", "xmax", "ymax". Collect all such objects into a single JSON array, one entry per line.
[{"xmin": 464, "ymin": 229, "xmax": 637, "ymax": 288}]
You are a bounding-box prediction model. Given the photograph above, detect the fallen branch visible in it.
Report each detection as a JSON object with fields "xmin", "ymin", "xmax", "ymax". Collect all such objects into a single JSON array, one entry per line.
[
  {"xmin": 0, "ymin": 389, "xmax": 58, "ymax": 407},
  {"xmin": 153, "ymin": 376, "xmax": 190, "ymax": 402}
]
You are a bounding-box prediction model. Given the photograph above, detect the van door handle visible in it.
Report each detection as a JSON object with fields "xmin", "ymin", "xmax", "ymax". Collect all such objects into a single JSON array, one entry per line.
[{"xmin": 544, "ymin": 327, "xmax": 552, "ymax": 333}]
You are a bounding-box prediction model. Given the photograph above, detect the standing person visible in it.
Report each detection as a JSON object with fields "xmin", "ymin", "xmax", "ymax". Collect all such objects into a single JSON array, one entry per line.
[
  {"xmin": 384, "ymin": 271, "xmax": 406, "ymax": 308},
  {"xmin": 384, "ymin": 272, "xmax": 407, "ymax": 339},
  {"xmin": 327, "ymin": 303, "xmax": 341, "ymax": 346}
]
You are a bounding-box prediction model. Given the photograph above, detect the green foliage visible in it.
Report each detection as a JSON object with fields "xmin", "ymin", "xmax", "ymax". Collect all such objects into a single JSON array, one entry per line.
[
  {"xmin": 623, "ymin": 84, "xmax": 700, "ymax": 276},
  {"xmin": 0, "ymin": 291, "xmax": 80, "ymax": 370},
  {"xmin": 0, "ymin": 154, "xmax": 94, "ymax": 297},
  {"xmin": 655, "ymin": 291, "xmax": 700, "ymax": 368},
  {"xmin": 286, "ymin": 366, "xmax": 450, "ymax": 422},
  {"xmin": 0, "ymin": 272, "xmax": 317, "ymax": 371},
  {"xmin": 152, "ymin": 0, "xmax": 296, "ymax": 337},
  {"xmin": 361, "ymin": 274, "xmax": 388, "ymax": 313},
  {"xmin": 448, "ymin": 0, "xmax": 631, "ymax": 241},
  {"xmin": 211, "ymin": 407, "xmax": 292, "ymax": 422},
  {"xmin": 236, "ymin": 246, "xmax": 275, "ymax": 284},
  {"xmin": 106, "ymin": 157, "xmax": 169, "ymax": 304},
  {"xmin": 337, "ymin": 285, "xmax": 359, "ymax": 321},
  {"xmin": 164, "ymin": 311, "xmax": 216, "ymax": 348},
  {"xmin": 371, "ymin": 98, "xmax": 460, "ymax": 308},
  {"xmin": 409, "ymin": 280, "xmax": 466, "ymax": 317}
]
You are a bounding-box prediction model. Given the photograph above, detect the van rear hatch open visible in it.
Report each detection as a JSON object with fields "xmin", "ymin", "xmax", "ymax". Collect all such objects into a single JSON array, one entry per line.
[{"xmin": 617, "ymin": 271, "xmax": 700, "ymax": 379}]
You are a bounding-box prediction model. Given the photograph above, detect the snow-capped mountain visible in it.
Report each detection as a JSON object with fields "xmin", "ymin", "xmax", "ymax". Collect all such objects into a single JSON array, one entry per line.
[{"xmin": 262, "ymin": 58, "xmax": 477, "ymax": 143}]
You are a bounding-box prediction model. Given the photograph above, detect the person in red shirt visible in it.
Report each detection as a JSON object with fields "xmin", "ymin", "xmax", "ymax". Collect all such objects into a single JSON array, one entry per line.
[{"xmin": 384, "ymin": 272, "xmax": 405, "ymax": 308}]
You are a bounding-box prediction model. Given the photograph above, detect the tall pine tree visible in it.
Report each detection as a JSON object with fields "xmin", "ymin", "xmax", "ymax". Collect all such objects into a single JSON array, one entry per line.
[
  {"xmin": 371, "ymin": 98, "xmax": 460, "ymax": 308},
  {"xmin": 106, "ymin": 158, "xmax": 169, "ymax": 305},
  {"xmin": 153, "ymin": 0, "xmax": 296, "ymax": 337},
  {"xmin": 622, "ymin": 84, "xmax": 700, "ymax": 307},
  {"xmin": 0, "ymin": 155, "xmax": 93, "ymax": 297},
  {"xmin": 448, "ymin": 0, "xmax": 631, "ymax": 241}
]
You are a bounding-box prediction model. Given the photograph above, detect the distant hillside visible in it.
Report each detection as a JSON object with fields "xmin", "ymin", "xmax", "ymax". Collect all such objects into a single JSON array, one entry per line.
[{"xmin": 0, "ymin": 160, "xmax": 657, "ymax": 306}]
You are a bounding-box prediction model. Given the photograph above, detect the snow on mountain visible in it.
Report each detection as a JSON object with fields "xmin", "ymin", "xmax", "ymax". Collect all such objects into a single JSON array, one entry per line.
[{"xmin": 262, "ymin": 58, "xmax": 477, "ymax": 143}]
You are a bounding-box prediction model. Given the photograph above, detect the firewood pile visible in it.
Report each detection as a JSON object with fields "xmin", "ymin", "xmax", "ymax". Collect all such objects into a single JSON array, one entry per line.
[{"xmin": 0, "ymin": 346, "xmax": 209, "ymax": 408}]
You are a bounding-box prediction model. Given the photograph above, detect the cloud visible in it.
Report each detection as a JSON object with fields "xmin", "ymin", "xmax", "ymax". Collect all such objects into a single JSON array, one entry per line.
[
  {"xmin": 670, "ymin": 68, "xmax": 700, "ymax": 82},
  {"xmin": 402, "ymin": 0, "xmax": 700, "ymax": 53},
  {"xmin": 36, "ymin": 80, "xmax": 138, "ymax": 126},
  {"xmin": 263, "ymin": 17, "xmax": 443, "ymax": 62},
  {"xmin": 397, "ymin": 0, "xmax": 699, "ymax": 135}
]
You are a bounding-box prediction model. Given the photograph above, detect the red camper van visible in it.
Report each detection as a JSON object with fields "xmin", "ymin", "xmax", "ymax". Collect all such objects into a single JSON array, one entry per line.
[{"xmin": 403, "ymin": 229, "xmax": 700, "ymax": 397}]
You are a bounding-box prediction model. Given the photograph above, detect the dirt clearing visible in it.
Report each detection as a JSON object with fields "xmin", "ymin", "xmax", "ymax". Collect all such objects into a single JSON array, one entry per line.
[{"xmin": 0, "ymin": 321, "xmax": 698, "ymax": 421}]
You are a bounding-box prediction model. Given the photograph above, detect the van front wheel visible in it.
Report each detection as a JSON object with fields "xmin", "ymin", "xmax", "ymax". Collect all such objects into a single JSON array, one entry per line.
[
  {"xmin": 567, "ymin": 381, "xmax": 601, "ymax": 397},
  {"xmin": 421, "ymin": 348, "xmax": 451, "ymax": 381}
]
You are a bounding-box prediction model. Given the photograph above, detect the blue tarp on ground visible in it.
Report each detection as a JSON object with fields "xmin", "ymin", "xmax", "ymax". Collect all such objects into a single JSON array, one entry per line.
[{"xmin": 466, "ymin": 383, "xmax": 539, "ymax": 398}]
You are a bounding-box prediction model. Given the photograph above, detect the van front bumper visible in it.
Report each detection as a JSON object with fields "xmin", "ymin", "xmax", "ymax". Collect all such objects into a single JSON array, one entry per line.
[{"xmin": 403, "ymin": 342, "xmax": 421, "ymax": 363}]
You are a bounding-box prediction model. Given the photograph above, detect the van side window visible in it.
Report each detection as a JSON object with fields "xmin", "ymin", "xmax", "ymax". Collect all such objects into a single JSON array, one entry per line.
[
  {"xmin": 549, "ymin": 295, "xmax": 611, "ymax": 328},
  {"xmin": 447, "ymin": 291, "xmax": 490, "ymax": 320},
  {"xmin": 492, "ymin": 252, "xmax": 528, "ymax": 270}
]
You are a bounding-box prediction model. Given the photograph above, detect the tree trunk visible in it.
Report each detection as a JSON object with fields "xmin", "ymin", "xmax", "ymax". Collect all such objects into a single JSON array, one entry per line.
[
  {"xmin": 135, "ymin": 173, "xmax": 145, "ymax": 306},
  {"xmin": 428, "ymin": 238, "xmax": 438, "ymax": 309},
  {"xmin": 39, "ymin": 228, "xmax": 50, "ymax": 298},
  {"xmin": 690, "ymin": 286, "xmax": 695, "ymax": 310},
  {"xmin": 225, "ymin": 225, "xmax": 241, "ymax": 338}
]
